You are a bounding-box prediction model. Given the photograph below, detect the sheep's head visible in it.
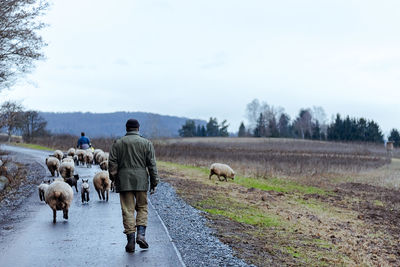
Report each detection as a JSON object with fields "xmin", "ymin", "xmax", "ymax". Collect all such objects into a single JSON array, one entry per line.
[
  {"xmin": 74, "ymin": 174, "xmax": 80, "ymax": 180},
  {"xmin": 229, "ymin": 171, "xmax": 235, "ymax": 180}
]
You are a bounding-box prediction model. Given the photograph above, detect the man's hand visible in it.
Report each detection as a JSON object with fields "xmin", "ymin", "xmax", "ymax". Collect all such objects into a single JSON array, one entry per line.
[{"xmin": 150, "ymin": 185, "xmax": 156, "ymax": 195}]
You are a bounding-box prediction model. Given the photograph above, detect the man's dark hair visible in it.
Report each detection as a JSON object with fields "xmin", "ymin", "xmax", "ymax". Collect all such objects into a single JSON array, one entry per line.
[
  {"xmin": 81, "ymin": 132, "xmax": 85, "ymax": 136},
  {"xmin": 126, "ymin": 127, "xmax": 139, "ymax": 132}
]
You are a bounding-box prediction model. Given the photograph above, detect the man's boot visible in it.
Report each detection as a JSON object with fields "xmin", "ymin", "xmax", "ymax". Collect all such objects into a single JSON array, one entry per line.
[
  {"xmin": 125, "ymin": 233, "xmax": 135, "ymax": 253},
  {"xmin": 136, "ymin": 225, "xmax": 149, "ymax": 249}
]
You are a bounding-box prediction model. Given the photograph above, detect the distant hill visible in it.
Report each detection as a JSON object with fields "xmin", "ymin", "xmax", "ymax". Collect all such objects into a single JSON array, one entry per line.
[{"xmin": 39, "ymin": 112, "xmax": 206, "ymax": 138}]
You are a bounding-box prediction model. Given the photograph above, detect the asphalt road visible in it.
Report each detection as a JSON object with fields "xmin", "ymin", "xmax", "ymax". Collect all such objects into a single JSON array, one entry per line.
[{"xmin": 0, "ymin": 145, "xmax": 185, "ymax": 267}]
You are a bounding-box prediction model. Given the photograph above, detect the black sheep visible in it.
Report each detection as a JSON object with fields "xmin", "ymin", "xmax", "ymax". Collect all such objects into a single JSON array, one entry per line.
[{"xmin": 65, "ymin": 174, "xmax": 80, "ymax": 192}]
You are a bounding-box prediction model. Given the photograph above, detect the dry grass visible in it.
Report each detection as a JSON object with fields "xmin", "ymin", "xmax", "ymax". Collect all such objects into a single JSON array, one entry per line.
[
  {"xmin": 25, "ymin": 135, "xmax": 115, "ymax": 152},
  {"xmin": 348, "ymin": 158, "xmax": 400, "ymax": 189},
  {"xmin": 154, "ymin": 137, "xmax": 390, "ymax": 181}
]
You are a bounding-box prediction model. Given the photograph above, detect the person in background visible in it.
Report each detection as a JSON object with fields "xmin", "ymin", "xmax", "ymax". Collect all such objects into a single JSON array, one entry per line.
[
  {"xmin": 108, "ymin": 119, "xmax": 159, "ymax": 253},
  {"xmin": 77, "ymin": 132, "xmax": 91, "ymax": 149}
]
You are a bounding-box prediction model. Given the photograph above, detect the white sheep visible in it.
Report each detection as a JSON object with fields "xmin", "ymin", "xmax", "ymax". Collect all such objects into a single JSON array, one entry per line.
[
  {"xmin": 95, "ymin": 152, "xmax": 106, "ymax": 165},
  {"xmin": 81, "ymin": 179, "xmax": 90, "ymax": 203},
  {"xmin": 84, "ymin": 150, "xmax": 94, "ymax": 168},
  {"xmin": 93, "ymin": 171, "xmax": 111, "ymax": 201},
  {"xmin": 62, "ymin": 157, "xmax": 74, "ymax": 164},
  {"xmin": 93, "ymin": 149, "xmax": 104, "ymax": 164},
  {"xmin": 59, "ymin": 161, "xmax": 75, "ymax": 180},
  {"xmin": 99, "ymin": 160, "xmax": 108, "ymax": 171},
  {"xmin": 209, "ymin": 163, "xmax": 235, "ymax": 181},
  {"xmin": 45, "ymin": 180, "xmax": 74, "ymax": 223},
  {"xmin": 45, "ymin": 157, "xmax": 60, "ymax": 177},
  {"xmin": 38, "ymin": 179, "xmax": 51, "ymax": 202},
  {"xmin": 53, "ymin": 150, "xmax": 63, "ymax": 162},
  {"xmin": 67, "ymin": 148, "xmax": 76, "ymax": 157},
  {"xmin": 75, "ymin": 149, "xmax": 86, "ymax": 166}
]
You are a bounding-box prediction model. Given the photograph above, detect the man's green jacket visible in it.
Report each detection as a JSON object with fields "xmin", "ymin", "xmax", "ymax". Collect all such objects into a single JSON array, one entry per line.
[{"xmin": 108, "ymin": 131, "xmax": 159, "ymax": 192}]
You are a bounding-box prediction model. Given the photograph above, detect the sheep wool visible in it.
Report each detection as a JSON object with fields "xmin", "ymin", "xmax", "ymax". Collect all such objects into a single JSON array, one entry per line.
[
  {"xmin": 45, "ymin": 180, "xmax": 74, "ymax": 223},
  {"xmin": 62, "ymin": 157, "xmax": 74, "ymax": 164},
  {"xmin": 93, "ymin": 171, "xmax": 111, "ymax": 202},
  {"xmin": 75, "ymin": 149, "xmax": 86, "ymax": 166},
  {"xmin": 93, "ymin": 149, "xmax": 104, "ymax": 164},
  {"xmin": 67, "ymin": 148, "xmax": 76, "ymax": 157},
  {"xmin": 38, "ymin": 180, "xmax": 51, "ymax": 202},
  {"xmin": 45, "ymin": 157, "xmax": 60, "ymax": 177},
  {"xmin": 84, "ymin": 150, "xmax": 94, "ymax": 168},
  {"xmin": 99, "ymin": 160, "xmax": 108, "ymax": 171},
  {"xmin": 209, "ymin": 163, "xmax": 235, "ymax": 182},
  {"xmin": 53, "ymin": 150, "xmax": 63, "ymax": 162},
  {"xmin": 59, "ymin": 162, "xmax": 75, "ymax": 179},
  {"xmin": 95, "ymin": 152, "xmax": 106, "ymax": 165}
]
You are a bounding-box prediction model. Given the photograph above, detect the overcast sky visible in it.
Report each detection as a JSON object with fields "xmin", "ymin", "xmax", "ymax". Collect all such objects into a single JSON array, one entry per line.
[{"xmin": 1, "ymin": 0, "xmax": 400, "ymax": 134}]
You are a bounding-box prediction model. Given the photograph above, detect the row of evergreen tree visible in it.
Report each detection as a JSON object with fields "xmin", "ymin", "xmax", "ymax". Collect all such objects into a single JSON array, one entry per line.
[
  {"xmin": 388, "ymin": 129, "xmax": 400, "ymax": 147},
  {"xmin": 178, "ymin": 117, "xmax": 229, "ymax": 137},
  {"xmin": 327, "ymin": 115, "xmax": 383, "ymax": 143}
]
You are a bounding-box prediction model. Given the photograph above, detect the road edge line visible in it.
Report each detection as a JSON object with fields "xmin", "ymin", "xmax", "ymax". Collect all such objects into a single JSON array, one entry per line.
[{"xmin": 149, "ymin": 199, "xmax": 187, "ymax": 267}]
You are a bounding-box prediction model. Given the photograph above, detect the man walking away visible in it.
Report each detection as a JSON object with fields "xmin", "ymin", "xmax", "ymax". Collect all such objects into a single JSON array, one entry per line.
[
  {"xmin": 108, "ymin": 119, "xmax": 159, "ymax": 253},
  {"xmin": 77, "ymin": 132, "xmax": 91, "ymax": 149}
]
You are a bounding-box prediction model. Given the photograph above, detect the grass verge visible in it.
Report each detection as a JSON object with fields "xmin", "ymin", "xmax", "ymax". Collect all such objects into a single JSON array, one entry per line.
[
  {"xmin": 197, "ymin": 195, "xmax": 282, "ymax": 227},
  {"xmin": 9, "ymin": 142, "xmax": 53, "ymax": 151}
]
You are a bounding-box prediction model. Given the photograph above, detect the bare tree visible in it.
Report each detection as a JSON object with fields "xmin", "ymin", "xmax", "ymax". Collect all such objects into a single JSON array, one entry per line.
[
  {"xmin": 245, "ymin": 98, "xmax": 261, "ymax": 129},
  {"xmin": 19, "ymin": 110, "xmax": 48, "ymax": 142},
  {"xmin": 312, "ymin": 106, "xmax": 328, "ymax": 136},
  {"xmin": 311, "ymin": 106, "xmax": 327, "ymax": 125},
  {"xmin": 0, "ymin": 100, "xmax": 23, "ymax": 142},
  {"xmin": 0, "ymin": 0, "xmax": 48, "ymax": 89}
]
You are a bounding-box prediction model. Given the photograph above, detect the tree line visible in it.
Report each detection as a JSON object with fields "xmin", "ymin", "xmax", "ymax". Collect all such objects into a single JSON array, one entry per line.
[
  {"xmin": 239, "ymin": 99, "xmax": 391, "ymax": 143},
  {"xmin": 0, "ymin": 101, "xmax": 49, "ymax": 142},
  {"xmin": 179, "ymin": 117, "xmax": 229, "ymax": 137},
  {"xmin": 239, "ymin": 99, "xmax": 392, "ymax": 144},
  {"xmin": 238, "ymin": 99, "xmax": 330, "ymax": 140},
  {"xmin": 178, "ymin": 98, "xmax": 398, "ymax": 145}
]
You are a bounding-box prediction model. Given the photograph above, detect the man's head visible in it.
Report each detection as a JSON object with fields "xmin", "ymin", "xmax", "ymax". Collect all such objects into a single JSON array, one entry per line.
[
  {"xmin": 81, "ymin": 132, "xmax": 85, "ymax": 136},
  {"xmin": 126, "ymin": 119, "xmax": 140, "ymax": 132}
]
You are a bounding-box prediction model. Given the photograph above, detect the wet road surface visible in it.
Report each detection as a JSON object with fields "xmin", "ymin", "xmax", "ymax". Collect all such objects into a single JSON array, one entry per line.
[{"xmin": 0, "ymin": 145, "xmax": 185, "ymax": 267}]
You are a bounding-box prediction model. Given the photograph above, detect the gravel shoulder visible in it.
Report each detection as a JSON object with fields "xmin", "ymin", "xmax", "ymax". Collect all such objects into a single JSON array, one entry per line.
[
  {"xmin": 0, "ymin": 151, "xmax": 46, "ymax": 238},
  {"xmin": 151, "ymin": 181, "xmax": 253, "ymax": 267}
]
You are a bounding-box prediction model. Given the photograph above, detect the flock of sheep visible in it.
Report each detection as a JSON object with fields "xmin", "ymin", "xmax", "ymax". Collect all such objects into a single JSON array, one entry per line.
[
  {"xmin": 39, "ymin": 148, "xmax": 112, "ymax": 223},
  {"xmin": 38, "ymin": 146, "xmax": 236, "ymax": 223}
]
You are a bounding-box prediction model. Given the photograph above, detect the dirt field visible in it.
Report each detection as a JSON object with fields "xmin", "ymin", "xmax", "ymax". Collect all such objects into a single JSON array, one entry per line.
[{"xmin": 155, "ymin": 138, "xmax": 400, "ymax": 266}]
